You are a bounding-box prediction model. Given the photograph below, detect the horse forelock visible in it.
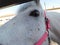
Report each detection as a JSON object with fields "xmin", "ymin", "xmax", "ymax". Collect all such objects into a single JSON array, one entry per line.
[{"xmin": 18, "ymin": 1, "xmax": 39, "ymax": 12}]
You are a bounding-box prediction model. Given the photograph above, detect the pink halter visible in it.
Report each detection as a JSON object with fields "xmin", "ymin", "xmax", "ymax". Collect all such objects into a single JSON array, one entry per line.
[{"xmin": 34, "ymin": 10, "xmax": 50, "ymax": 45}]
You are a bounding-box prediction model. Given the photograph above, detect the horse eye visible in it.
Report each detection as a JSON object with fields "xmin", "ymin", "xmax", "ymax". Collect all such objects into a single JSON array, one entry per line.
[{"xmin": 29, "ymin": 10, "xmax": 39, "ymax": 17}]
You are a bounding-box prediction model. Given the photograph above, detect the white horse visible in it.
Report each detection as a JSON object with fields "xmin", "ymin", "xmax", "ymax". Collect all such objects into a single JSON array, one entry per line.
[
  {"xmin": 0, "ymin": 0, "xmax": 49, "ymax": 45},
  {"xmin": 47, "ymin": 12, "xmax": 60, "ymax": 45}
]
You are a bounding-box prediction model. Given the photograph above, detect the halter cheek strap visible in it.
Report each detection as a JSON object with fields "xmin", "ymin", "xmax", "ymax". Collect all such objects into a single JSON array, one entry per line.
[
  {"xmin": 34, "ymin": 31, "xmax": 48, "ymax": 45},
  {"xmin": 34, "ymin": 10, "xmax": 50, "ymax": 45},
  {"xmin": 44, "ymin": 10, "xmax": 50, "ymax": 30}
]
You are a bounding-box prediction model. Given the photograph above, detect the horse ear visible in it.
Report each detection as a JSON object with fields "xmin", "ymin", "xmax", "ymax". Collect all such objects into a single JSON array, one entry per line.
[
  {"xmin": 35, "ymin": 0, "xmax": 40, "ymax": 6},
  {"xmin": 0, "ymin": 0, "xmax": 33, "ymax": 8}
]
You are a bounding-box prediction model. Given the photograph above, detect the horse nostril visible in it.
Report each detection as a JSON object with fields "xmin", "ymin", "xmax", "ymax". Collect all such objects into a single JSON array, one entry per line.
[{"xmin": 29, "ymin": 10, "xmax": 39, "ymax": 17}]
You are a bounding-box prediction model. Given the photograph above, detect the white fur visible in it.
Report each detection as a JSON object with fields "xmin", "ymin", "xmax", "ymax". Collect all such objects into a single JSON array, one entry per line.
[{"xmin": 0, "ymin": 1, "xmax": 49, "ymax": 45}]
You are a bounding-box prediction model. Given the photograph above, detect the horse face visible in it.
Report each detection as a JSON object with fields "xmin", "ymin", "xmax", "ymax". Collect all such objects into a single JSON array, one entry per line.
[
  {"xmin": 0, "ymin": 1, "xmax": 47, "ymax": 45},
  {"xmin": 15, "ymin": 1, "xmax": 46, "ymax": 44}
]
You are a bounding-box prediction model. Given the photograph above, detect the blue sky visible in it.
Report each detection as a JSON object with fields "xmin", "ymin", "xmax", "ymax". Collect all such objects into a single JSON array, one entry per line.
[
  {"xmin": 40, "ymin": 0, "xmax": 60, "ymax": 9},
  {"xmin": 0, "ymin": 0, "xmax": 60, "ymax": 15}
]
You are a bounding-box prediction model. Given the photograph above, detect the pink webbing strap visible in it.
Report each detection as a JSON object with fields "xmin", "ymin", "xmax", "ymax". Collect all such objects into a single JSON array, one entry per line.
[
  {"xmin": 34, "ymin": 31, "xmax": 48, "ymax": 45},
  {"xmin": 34, "ymin": 10, "xmax": 49, "ymax": 45},
  {"xmin": 44, "ymin": 10, "xmax": 50, "ymax": 30}
]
